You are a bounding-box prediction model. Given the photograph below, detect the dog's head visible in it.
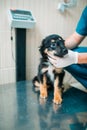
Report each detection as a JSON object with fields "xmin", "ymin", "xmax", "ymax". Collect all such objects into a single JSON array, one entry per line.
[{"xmin": 39, "ymin": 34, "xmax": 68, "ymax": 58}]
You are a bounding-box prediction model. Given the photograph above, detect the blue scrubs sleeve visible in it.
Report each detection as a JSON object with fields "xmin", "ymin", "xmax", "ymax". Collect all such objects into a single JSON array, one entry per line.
[{"xmin": 76, "ymin": 6, "xmax": 87, "ymax": 36}]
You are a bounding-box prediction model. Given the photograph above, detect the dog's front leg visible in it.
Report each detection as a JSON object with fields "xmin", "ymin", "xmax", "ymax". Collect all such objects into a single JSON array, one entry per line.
[
  {"xmin": 40, "ymin": 75, "xmax": 48, "ymax": 99},
  {"xmin": 53, "ymin": 77, "xmax": 62, "ymax": 104}
]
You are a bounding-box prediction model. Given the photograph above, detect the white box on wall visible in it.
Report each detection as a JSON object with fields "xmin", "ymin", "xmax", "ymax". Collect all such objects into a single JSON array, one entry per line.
[{"xmin": 8, "ymin": 9, "xmax": 36, "ymax": 29}]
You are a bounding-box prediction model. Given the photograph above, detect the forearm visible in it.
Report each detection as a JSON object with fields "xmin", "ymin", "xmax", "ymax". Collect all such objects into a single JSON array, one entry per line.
[
  {"xmin": 78, "ymin": 53, "xmax": 87, "ymax": 64},
  {"xmin": 65, "ymin": 32, "xmax": 85, "ymax": 49}
]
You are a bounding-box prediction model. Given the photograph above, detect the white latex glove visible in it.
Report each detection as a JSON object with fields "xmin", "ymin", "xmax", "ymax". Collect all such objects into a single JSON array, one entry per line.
[{"xmin": 47, "ymin": 50, "xmax": 78, "ymax": 68}]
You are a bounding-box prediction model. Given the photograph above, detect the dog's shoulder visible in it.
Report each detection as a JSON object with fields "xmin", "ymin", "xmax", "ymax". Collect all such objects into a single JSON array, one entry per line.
[
  {"xmin": 38, "ymin": 57, "xmax": 52, "ymax": 73},
  {"xmin": 39, "ymin": 58, "xmax": 50, "ymax": 67}
]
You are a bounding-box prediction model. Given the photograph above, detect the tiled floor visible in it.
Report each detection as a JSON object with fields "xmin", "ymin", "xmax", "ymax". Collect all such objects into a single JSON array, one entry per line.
[{"xmin": 0, "ymin": 81, "xmax": 87, "ymax": 130}]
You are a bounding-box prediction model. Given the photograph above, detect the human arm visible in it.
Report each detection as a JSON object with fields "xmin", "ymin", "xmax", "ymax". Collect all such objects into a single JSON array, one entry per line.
[
  {"xmin": 65, "ymin": 32, "xmax": 85, "ymax": 49},
  {"xmin": 78, "ymin": 53, "xmax": 87, "ymax": 64},
  {"xmin": 65, "ymin": 6, "xmax": 87, "ymax": 49}
]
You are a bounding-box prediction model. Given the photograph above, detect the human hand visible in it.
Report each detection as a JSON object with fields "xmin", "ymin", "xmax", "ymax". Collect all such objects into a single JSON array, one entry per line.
[{"xmin": 47, "ymin": 50, "xmax": 78, "ymax": 68}]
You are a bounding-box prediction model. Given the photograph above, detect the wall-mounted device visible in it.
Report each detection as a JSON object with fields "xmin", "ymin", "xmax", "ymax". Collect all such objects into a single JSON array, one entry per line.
[
  {"xmin": 8, "ymin": 9, "xmax": 36, "ymax": 81},
  {"xmin": 9, "ymin": 9, "xmax": 36, "ymax": 28}
]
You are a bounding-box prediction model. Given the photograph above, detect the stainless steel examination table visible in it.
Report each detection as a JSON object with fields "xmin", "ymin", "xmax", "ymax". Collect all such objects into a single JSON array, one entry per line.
[{"xmin": 0, "ymin": 81, "xmax": 87, "ymax": 130}]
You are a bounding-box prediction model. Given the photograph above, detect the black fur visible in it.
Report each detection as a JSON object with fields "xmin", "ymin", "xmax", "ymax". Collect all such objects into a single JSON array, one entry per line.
[{"xmin": 32, "ymin": 34, "xmax": 68, "ymax": 104}]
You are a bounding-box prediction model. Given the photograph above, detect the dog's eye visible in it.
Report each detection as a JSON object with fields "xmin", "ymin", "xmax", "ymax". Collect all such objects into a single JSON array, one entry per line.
[{"xmin": 50, "ymin": 43, "xmax": 56, "ymax": 49}]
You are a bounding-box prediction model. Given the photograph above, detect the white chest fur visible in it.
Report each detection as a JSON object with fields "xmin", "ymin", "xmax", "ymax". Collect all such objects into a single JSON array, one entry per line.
[
  {"xmin": 47, "ymin": 64, "xmax": 54, "ymax": 82},
  {"xmin": 41, "ymin": 62, "xmax": 62, "ymax": 82}
]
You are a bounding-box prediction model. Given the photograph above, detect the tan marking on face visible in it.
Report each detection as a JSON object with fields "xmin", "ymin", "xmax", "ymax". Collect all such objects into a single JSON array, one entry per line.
[
  {"xmin": 51, "ymin": 39, "xmax": 55, "ymax": 43},
  {"xmin": 44, "ymin": 48, "xmax": 55, "ymax": 55},
  {"xmin": 44, "ymin": 48, "xmax": 48, "ymax": 53},
  {"xmin": 58, "ymin": 37, "xmax": 62, "ymax": 40}
]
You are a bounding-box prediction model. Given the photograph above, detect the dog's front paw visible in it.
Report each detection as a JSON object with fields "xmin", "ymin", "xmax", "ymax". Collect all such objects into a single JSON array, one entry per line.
[
  {"xmin": 40, "ymin": 90, "xmax": 47, "ymax": 99},
  {"xmin": 53, "ymin": 95, "xmax": 62, "ymax": 105},
  {"xmin": 40, "ymin": 83, "xmax": 48, "ymax": 99}
]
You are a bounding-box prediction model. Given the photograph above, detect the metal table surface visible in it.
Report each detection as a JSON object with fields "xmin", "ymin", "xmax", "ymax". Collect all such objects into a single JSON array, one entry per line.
[{"xmin": 0, "ymin": 81, "xmax": 87, "ymax": 130}]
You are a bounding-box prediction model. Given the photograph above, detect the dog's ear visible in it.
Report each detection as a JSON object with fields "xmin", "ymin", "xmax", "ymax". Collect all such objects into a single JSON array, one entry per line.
[
  {"xmin": 41, "ymin": 38, "xmax": 46, "ymax": 46},
  {"xmin": 39, "ymin": 38, "xmax": 47, "ymax": 57},
  {"xmin": 63, "ymin": 39, "xmax": 65, "ymax": 43}
]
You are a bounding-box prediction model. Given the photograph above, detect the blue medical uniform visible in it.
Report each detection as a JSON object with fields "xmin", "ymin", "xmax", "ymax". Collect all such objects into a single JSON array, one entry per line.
[{"xmin": 65, "ymin": 6, "xmax": 87, "ymax": 88}]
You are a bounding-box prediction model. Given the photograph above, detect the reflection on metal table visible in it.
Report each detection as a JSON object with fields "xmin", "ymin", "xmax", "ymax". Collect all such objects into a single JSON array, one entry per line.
[{"xmin": 0, "ymin": 81, "xmax": 87, "ymax": 130}]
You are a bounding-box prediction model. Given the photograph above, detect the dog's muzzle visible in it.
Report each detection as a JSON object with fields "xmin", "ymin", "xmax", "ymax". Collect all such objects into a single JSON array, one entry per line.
[{"xmin": 54, "ymin": 48, "xmax": 68, "ymax": 57}]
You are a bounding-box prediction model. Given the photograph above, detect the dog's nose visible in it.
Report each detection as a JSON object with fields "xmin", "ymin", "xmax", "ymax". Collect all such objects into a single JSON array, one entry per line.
[{"xmin": 63, "ymin": 48, "xmax": 68, "ymax": 55}]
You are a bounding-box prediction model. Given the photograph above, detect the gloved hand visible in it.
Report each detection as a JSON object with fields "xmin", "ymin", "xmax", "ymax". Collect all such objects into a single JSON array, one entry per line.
[{"xmin": 47, "ymin": 50, "xmax": 78, "ymax": 68}]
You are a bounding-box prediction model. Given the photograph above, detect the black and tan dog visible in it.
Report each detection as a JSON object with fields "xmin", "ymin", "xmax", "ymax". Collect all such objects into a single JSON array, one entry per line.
[{"xmin": 32, "ymin": 34, "xmax": 68, "ymax": 104}]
